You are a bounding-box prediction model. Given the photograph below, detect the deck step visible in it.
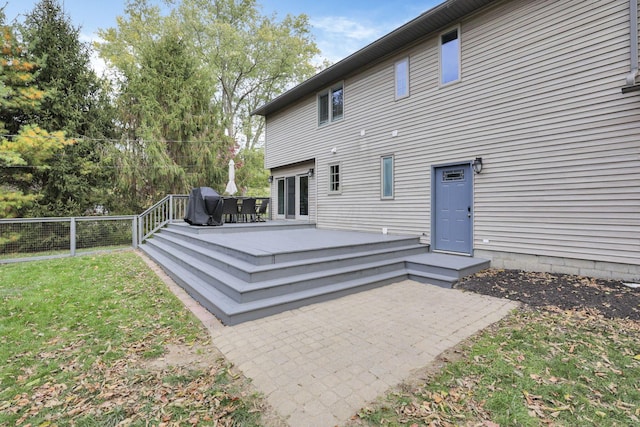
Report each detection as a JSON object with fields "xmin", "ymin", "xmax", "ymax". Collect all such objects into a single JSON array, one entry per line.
[
  {"xmin": 159, "ymin": 226, "xmax": 421, "ymax": 265},
  {"xmin": 144, "ymin": 237, "xmax": 417, "ymax": 302},
  {"xmin": 141, "ymin": 226, "xmax": 490, "ymax": 325},
  {"xmin": 142, "ymin": 244, "xmax": 408, "ymax": 325},
  {"xmin": 150, "ymin": 231, "xmax": 427, "ymax": 283}
]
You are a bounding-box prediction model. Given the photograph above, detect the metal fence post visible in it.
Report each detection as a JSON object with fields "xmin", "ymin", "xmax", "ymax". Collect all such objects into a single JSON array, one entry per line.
[
  {"xmin": 70, "ymin": 217, "xmax": 76, "ymax": 256},
  {"xmin": 132, "ymin": 217, "xmax": 138, "ymax": 249}
]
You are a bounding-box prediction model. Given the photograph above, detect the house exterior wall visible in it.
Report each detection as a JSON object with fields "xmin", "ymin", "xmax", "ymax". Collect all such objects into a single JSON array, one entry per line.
[{"xmin": 264, "ymin": 0, "xmax": 640, "ymax": 279}]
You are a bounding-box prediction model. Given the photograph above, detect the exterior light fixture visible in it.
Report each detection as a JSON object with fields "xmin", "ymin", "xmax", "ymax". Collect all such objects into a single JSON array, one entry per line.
[
  {"xmin": 268, "ymin": 175, "xmax": 274, "ymax": 183},
  {"xmin": 472, "ymin": 157, "xmax": 483, "ymax": 174},
  {"xmin": 307, "ymin": 168, "xmax": 314, "ymax": 177}
]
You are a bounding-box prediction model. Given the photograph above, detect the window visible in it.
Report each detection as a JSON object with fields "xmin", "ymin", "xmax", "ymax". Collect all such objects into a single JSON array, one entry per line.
[
  {"xmin": 440, "ymin": 27, "xmax": 460, "ymax": 84},
  {"xmin": 329, "ymin": 163, "xmax": 341, "ymax": 193},
  {"xmin": 395, "ymin": 58, "xmax": 409, "ymax": 99},
  {"xmin": 277, "ymin": 178, "xmax": 285, "ymax": 215},
  {"xmin": 442, "ymin": 169, "xmax": 464, "ymax": 181},
  {"xmin": 381, "ymin": 156, "xmax": 394, "ymax": 199},
  {"xmin": 299, "ymin": 175, "xmax": 309, "ymax": 216},
  {"xmin": 318, "ymin": 83, "xmax": 344, "ymax": 125}
]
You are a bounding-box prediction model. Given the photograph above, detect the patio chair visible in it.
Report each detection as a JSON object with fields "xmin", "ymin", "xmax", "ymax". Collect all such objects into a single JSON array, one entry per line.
[
  {"xmin": 255, "ymin": 198, "xmax": 269, "ymax": 222},
  {"xmin": 239, "ymin": 198, "xmax": 257, "ymax": 222},
  {"xmin": 222, "ymin": 198, "xmax": 239, "ymax": 223}
]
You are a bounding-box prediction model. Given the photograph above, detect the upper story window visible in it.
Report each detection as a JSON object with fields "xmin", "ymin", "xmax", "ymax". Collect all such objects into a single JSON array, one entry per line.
[
  {"xmin": 318, "ymin": 83, "xmax": 344, "ymax": 125},
  {"xmin": 440, "ymin": 27, "xmax": 460, "ymax": 85},
  {"xmin": 395, "ymin": 57, "xmax": 409, "ymax": 99}
]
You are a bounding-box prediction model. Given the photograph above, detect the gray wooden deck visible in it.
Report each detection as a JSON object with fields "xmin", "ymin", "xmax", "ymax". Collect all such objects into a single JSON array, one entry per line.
[{"xmin": 141, "ymin": 221, "xmax": 490, "ymax": 325}]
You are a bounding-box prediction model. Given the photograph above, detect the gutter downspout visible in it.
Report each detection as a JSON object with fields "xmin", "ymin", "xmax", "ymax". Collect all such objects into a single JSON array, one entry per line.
[{"xmin": 626, "ymin": 0, "xmax": 639, "ymax": 86}]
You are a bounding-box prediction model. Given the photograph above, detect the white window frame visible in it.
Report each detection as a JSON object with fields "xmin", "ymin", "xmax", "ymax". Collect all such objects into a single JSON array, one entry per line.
[
  {"xmin": 318, "ymin": 82, "xmax": 344, "ymax": 126},
  {"xmin": 328, "ymin": 162, "xmax": 341, "ymax": 194},
  {"xmin": 381, "ymin": 155, "xmax": 394, "ymax": 199},
  {"xmin": 439, "ymin": 25, "xmax": 461, "ymax": 86},
  {"xmin": 394, "ymin": 57, "xmax": 409, "ymax": 100}
]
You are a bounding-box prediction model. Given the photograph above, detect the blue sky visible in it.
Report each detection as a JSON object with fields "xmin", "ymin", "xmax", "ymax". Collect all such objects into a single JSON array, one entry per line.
[{"xmin": 3, "ymin": 0, "xmax": 444, "ymax": 65}]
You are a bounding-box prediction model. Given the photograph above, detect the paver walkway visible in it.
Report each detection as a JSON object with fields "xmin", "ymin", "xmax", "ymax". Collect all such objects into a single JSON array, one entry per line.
[{"xmin": 143, "ymin": 254, "xmax": 518, "ymax": 426}]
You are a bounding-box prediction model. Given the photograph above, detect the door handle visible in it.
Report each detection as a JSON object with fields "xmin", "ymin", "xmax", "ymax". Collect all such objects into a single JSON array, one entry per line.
[{"xmin": 467, "ymin": 206, "xmax": 471, "ymax": 218}]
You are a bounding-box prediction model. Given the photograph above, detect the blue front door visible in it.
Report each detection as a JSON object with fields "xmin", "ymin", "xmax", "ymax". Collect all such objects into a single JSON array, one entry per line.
[{"xmin": 434, "ymin": 164, "xmax": 473, "ymax": 254}]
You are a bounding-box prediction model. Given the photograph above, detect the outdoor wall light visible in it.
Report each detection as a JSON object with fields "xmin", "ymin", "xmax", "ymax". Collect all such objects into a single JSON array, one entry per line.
[
  {"xmin": 268, "ymin": 175, "xmax": 274, "ymax": 183},
  {"xmin": 307, "ymin": 168, "xmax": 315, "ymax": 177},
  {"xmin": 472, "ymin": 157, "xmax": 483, "ymax": 174}
]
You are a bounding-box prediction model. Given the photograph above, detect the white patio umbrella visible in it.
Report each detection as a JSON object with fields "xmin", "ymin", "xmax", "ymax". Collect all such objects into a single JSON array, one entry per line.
[{"xmin": 225, "ymin": 159, "xmax": 238, "ymax": 195}]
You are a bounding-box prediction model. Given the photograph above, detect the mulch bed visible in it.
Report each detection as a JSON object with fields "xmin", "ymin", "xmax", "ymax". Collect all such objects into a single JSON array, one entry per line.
[{"xmin": 456, "ymin": 269, "xmax": 640, "ymax": 321}]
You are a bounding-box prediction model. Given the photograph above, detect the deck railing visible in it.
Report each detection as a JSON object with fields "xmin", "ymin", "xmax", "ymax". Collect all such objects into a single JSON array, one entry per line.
[
  {"xmin": 138, "ymin": 194, "xmax": 189, "ymax": 244},
  {"xmin": 0, "ymin": 194, "xmax": 189, "ymax": 263}
]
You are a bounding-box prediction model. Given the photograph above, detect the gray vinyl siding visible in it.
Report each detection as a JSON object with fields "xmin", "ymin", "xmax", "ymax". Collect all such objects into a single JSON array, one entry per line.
[{"xmin": 264, "ymin": 0, "xmax": 640, "ymax": 266}]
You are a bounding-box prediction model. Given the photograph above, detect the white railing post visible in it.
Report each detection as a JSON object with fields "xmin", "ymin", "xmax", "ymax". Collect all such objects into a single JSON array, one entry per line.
[
  {"xmin": 132, "ymin": 217, "xmax": 138, "ymax": 249},
  {"xmin": 138, "ymin": 215, "xmax": 143, "ymax": 245},
  {"xmin": 169, "ymin": 195, "xmax": 174, "ymax": 223},
  {"xmin": 70, "ymin": 217, "xmax": 76, "ymax": 256}
]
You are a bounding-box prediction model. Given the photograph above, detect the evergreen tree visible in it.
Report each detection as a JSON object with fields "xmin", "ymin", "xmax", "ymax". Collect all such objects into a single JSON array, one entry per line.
[
  {"xmin": 98, "ymin": 2, "xmax": 233, "ymax": 211},
  {"xmin": 0, "ymin": 16, "xmax": 74, "ymax": 217},
  {"xmin": 20, "ymin": 0, "xmax": 116, "ymax": 216}
]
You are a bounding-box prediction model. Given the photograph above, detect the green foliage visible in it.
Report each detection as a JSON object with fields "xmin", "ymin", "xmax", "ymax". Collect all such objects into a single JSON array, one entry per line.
[
  {"xmin": 178, "ymin": 0, "xmax": 320, "ymax": 149},
  {"xmin": 95, "ymin": 0, "xmax": 319, "ymax": 206},
  {"xmin": 358, "ymin": 309, "xmax": 640, "ymax": 426},
  {"xmin": 97, "ymin": 2, "xmax": 234, "ymax": 212},
  {"xmin": 0, "ymin": 16, "xmax": 75, "ymax": 217},
  {"xmin": 0, "ymin": 24, "xmax": 44, "ymax": 136},
  {"xmin": 0, "ymin": 252, "xmax": 266, "ymax": 425},
  {"xmin": 235, "ymin": 147, "xmax": 269, "ymax": 195},
  {"xmin": 19, "ymin": 0, "xmax": 116, "ymax": 216}
]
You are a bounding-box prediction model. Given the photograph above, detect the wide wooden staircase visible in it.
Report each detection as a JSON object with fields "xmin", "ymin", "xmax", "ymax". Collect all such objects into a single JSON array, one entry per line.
[{"xmin": 141, "ymin": 222, "xmax": 489, "ymax": 325}]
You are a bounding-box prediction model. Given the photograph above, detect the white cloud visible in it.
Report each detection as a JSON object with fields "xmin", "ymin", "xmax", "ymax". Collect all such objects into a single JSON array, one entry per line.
[
  {"xmin": 312, "ymin": 16, "xmax": 381, "ymax": 41},
  {"xmin": 310, "ymin": 16, "xmax": 385, "ymax": 63}
]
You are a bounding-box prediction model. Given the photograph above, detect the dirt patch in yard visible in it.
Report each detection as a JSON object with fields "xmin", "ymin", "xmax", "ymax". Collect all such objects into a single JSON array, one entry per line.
[
  {"xmin": 145, "ymin": 343, "xmax": 219, "ymax": 370},
  {"xmin": 455, "ymin": 268, "xmax": 640, "ymax": 321}
]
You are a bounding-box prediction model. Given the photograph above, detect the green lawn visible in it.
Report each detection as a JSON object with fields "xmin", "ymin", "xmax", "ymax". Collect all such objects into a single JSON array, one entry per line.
[
  {"xmin": 3, "ymin": 252, "xmax": 639, "ymax": 426},
  {"xmin": 354, "ymin": 308, "xmax": 640, "ymax": 426},
  {"xmin": 0, "ymin": 251, "xmax": 265, "ymax": 426}
]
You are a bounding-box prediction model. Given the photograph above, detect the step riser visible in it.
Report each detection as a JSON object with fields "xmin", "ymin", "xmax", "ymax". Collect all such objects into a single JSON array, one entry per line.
[
  {"xmin": 408, "ymin": 273, "xmax": 455, "ymax": 288},
  {"xmin": 153, "ymin": 235, "xmax": 252, "ymax": 281},
  {"xmin": 270, "ymin": 239, "xmax": 419, "ymax": 264},
  {"xmin": 163, "ymin": 227, "xmax": 420, "ymax": 265},
  {"xmin": 241, "ymin": 261, "xmax": 407, "ymax": 303},
  {"xmin": 251, "ymin": 246, "xmax": 426, "ymax": 282},
  {"xmin": 167, "ymin": 222, "xmax": 315, "ymax": 234},
  {"xmin": 163, "ymin": 231, "xmax": 261, "ymax": 264},
  {"xmin": 406, "ymin": 260, "xmax": 490, "ymax": 279}
]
